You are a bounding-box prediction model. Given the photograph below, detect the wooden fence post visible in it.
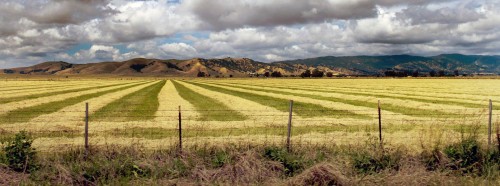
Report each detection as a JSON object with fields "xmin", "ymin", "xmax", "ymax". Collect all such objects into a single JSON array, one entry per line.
[
  {"xmin": 287, "ymin": 100, "xmax": 293, "ymax": 152},
  {"xmin": 178, "ymin": 105, "xmax": 182, "ymax": 153},
  {"xmin": 84, "ymin": 102, "xmax": 89, "ymax": 159},
  {"xmin": 489, "ymin": 99, "xmax": 493, "ymax": 147},
  {"xmin": 378, "ymin": 100, "xmax": 382, "ymax": 147}
]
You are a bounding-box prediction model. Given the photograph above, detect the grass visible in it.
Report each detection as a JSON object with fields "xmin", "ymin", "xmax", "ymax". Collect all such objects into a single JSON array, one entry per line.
[
  {"xmin": 2, "ymin": 141, "xmax": 500, "ymax": 185},
  {"xmin": 0, "ymin": 81, "xmax": 152, "ymax": 123},
  {"xmin": 202, "ymin": 81, "xmax": 462, "ymax": 118},
  {"xmin": 171, "ymin": 81, "xmax": 247, "ymax": 121},
  {"xmin": 184, "ymin": 81, "xmax": 370, "ymax": 119},
  {"xmin": 91, "ymin": 80, "xmax": 166, "ymax": 122},
  {"xmin": 107, "ymin": 124, "xmax": 418, "ymax": 139},
  {"xmin": 0, "ymin": 81, "xmax": 141, "ymax": 104}
]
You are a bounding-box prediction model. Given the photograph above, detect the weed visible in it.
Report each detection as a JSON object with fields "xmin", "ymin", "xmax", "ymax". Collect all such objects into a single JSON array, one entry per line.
[
  {"xmin": 3, "ymin": 131, "xmax": 37, "ymax": 173},
  {"xmin": 264, "ymin": 147, "xmax": 304, "ymax": 176}
]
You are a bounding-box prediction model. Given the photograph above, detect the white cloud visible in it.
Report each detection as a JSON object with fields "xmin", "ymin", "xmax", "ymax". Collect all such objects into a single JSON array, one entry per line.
[{"xmin": 0, "ymin": 0, "xmax": 499, "ymax": 68}]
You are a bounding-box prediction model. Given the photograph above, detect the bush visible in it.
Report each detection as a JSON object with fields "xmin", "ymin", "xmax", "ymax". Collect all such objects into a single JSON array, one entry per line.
[
  {"xmin": 264, "ymin": 147, "xmax": 304, "ymax": 176},
  {"xmin": 444, "ymin": 138, "xmax": 482, "ymax": 174},
  {"xmin": 351, "ymin": 148, "xmax": 401, "ymax": 174},
  {"xmin": 3, "ymin": 131, "xmax": 37, "ymax": 173}
]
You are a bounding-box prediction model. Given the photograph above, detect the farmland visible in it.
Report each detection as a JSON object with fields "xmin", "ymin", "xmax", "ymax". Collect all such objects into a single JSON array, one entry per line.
[
  {"xmin": 0, "ymin": 78, "xmax": 497, "ymax": 151},
  {"xmin": 1, "ymin": 77, "xmax": 500, "ymax": 185}
]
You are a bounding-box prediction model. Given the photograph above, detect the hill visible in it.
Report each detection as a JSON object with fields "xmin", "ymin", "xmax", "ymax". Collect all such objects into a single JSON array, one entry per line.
[{"xmin": 2, "ymin": 54, "xmax": 499, "ymax": 77}]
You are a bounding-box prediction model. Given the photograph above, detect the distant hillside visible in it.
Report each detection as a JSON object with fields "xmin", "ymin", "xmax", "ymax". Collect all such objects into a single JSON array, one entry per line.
[
  {"xmin": 2, "ymin": 54, "xmax": 499, "ymax": 77},
  {"xmin": 277, "ymin": 54, "xmax": 500, "ymax": 75}
]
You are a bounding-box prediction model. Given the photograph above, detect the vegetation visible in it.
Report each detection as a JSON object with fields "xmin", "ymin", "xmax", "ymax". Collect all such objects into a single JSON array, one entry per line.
[
  {"xmin": 171, "ymin": 81, "xmax": 247, "ymax": 121},
  {"xmin": 184, "ymin": 81, "xmax": 363, "ymax": 118},
  {"xmin": 0, "ymin": 81, "xmax": 151, "ymax": 123},
  {"xmin": 91, "ymin": 80, "xmax": 166, "ymax": 121},
  {"xmin": 2, "ymin": 131, "xmax": 37, "ymax": 173},
  {"xmin": 1, "ymin": 138, "xmax": 500, "ymax": 185}
]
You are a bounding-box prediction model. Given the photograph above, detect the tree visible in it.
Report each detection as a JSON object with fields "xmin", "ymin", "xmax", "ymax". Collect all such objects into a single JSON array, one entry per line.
[
  {"xmin": 429, "ymin": 70, "xmax": 436, "ymax": 77},
  {"xmin": 271, "ymin": 71, "xmax": 282, "ymax": 77},
  {"xmin": 197, "ymin": 71, "xmax": 206, "ymax": 77},
  {"xmin": 326, "ymin": 72, "xmax": 334, "ymax": 77},
  {"xmin": 412, "ymin": 70, "xmax": 419, "ymax": 77},
  {"xmin": 454, "ymin": 70, "xmax": 460, "ymax": 76},
  {"xmin": 438, "ymin": 70, "xmax": 445, "ymax": 77},
  {"xmin": 300, "ymin": 70, "xmax": 311, "ymax": 78},
  {"xmin": 264, "ymin": 72, "xmax": 270, "ymax": 77},
  {"xmin": 311, "ymin": 69, "xmax": 324, "ymax": 77}
]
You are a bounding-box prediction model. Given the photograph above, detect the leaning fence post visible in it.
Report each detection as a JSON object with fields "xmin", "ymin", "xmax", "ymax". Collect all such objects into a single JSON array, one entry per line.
[
  {"xmin": 489, "ymin": 99, "xmax": 493, "ymax": 147},
  {"xmin": 286, "ymin": 100, "xmax": 293, "ymax": 152},
  {"xmin": 84, "ymin": 102, "xmax": 89, "ymax": 160},
  {"xmin": 378, "ymin": 100, "xmax": 382, "ymax": 147},
  {"xmin": 178, "ymin": 105, "xmax": 182, "ymax": 153}
]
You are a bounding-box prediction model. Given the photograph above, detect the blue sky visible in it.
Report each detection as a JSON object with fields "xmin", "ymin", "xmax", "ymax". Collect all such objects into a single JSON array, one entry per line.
[{"xmin": 0, "ymin": 0, "xmax": 499, "ymax": 68}]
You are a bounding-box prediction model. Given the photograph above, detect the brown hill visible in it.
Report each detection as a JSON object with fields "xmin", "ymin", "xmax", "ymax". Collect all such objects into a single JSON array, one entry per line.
[{"xmin": 1, "ymin": 58, "xmax": 323, "ymax": 77}]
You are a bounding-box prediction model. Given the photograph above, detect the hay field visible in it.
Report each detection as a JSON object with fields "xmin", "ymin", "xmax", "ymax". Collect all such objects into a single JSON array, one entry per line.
[{"xmin": 0, "ymin": 78, "xmax": 498, "ymax": 151}]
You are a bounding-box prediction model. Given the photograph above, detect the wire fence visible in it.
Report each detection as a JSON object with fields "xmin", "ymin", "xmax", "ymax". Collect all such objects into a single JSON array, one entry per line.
[{"xmin": 0, "ymin": 101, "xmax": 498, "ymax": 152}]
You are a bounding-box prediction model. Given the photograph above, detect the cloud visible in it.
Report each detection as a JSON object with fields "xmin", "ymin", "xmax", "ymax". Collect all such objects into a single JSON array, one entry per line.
[
  {"xmin": 183, "ymin": 0, "xmax": 378, "ymax": 29},
  {"xmin": 160, "ymin": 43, "xmax": 197, "ymax": 58},
  {"xmin": 0, "ymin": 0, "xmax": 500, "ymax": 68}
]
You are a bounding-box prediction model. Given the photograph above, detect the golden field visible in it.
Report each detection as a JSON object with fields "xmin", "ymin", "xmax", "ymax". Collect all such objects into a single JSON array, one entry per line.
[{"xmin": 0, "ymin": 77, "xmax": 498, "ymax": 152}]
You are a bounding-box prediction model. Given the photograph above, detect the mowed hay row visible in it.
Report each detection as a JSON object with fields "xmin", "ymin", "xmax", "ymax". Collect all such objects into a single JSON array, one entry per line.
[
  {"xmin": 224, "ymin": 79, "xmax": 500, "ymax": 102},
  {"xmin": 200, "ymin": 80, "xmax": 490, "ymax": 118},
  {"xmin": 0, "ymin": 80, "xmax": 133, "ymax": 98},
  {"xmin": 0, "ymin": 81, "xmax": 153, "ymax": 125},
  {"xmin": 0, "ymin": 81, "xmax": 162, "ymax": 132},
  {"xmin": 0, "ymin": 80, "xmax": 79, "ymax": 90},
  {"xmin": 184, "ymin": 81, "xmax": 373, "ymax": 123},
  {"xmin": 0, "ymin": 80, "xmax": 146, "ymax": 113},
  {"xmin": 225, "ymin": 80, "xmax": 495, "ymax": 109},
  {"xmin": 172, "ymin": 80, "xmax": 248, "ymax": 121},
  {"xmin": 175, "ymin": 80, "xmax": 288, "ymax": 127},
  {"xmin": 153, "ymin": 80, "xmax": 201, "ymax": 129},
  {"xmin": 0, "ymin": 80, "xmax": 110, "ymax": 94},
  {"xmin": 91, "ymin": 80, "xmax": 166, "ymax": 122},
  {"xmin": 0, "ymin": 80, "xmax": 143, "ymax": 104}
]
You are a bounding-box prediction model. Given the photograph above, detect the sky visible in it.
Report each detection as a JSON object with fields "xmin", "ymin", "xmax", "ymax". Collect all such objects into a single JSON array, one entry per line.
[{"xmin": 0, "ymin": 0, "xmax": 499, "ymax": 68}]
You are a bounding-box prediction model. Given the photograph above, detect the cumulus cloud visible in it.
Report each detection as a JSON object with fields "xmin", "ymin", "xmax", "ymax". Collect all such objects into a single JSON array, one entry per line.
[
  {"xmin": 183, "ymin": 0, "xmax": 377, "ymax": 29},
  {"xmin": 0, "ymin": 0, "xmax": 499, "ymax": 68}
]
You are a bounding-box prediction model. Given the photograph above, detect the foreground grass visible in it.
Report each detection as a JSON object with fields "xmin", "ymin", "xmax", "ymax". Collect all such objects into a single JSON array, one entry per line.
[
  {"xmin": 2, "ymin": 137, "xmax": 500, "ymax": 185},
  {"xmin": 91, "ymin": 80, "xmax": 166, "ymax": 122},
  {"xmin": 0, "ymin": 81, "xmax": 151, "ymax": 123},
  {"xmin": 172, "ymin": 81, "xmax": 247, "ymax": 121},
  {"xmin": 184, "ymin": 81, "xmax": 370, "ymax": 119}
]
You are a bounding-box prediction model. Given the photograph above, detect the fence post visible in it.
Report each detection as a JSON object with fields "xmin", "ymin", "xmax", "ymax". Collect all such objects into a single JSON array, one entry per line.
[
  {"xmin": 84, "ymin": 102, "xmax": 89, "ymax": 160},
  {"xmin": 378, "ymin": 100, "xmax": 382, "ymax": 147},
  {"xmin": 178, "ymin": 105, "xmax": 182, "ymax": 153},
  {"xmin": 286, "ymin": 100, "xmax": 293, "ymax": 152},
  {"xmin": 489, "ymin": 99, "xmax": 493, "ymax": 147}
]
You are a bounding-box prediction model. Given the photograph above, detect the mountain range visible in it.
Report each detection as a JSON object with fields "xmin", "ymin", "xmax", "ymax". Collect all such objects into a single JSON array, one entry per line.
[{"xmin": 2, "ymin": 54, "xmax": 499, "ymax": 77}]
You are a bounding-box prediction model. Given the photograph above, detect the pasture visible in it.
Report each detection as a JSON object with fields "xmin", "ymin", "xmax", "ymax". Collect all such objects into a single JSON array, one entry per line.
[{"xmin": 0, "ymin": 77, "xmax": 498, "ymax": 152}]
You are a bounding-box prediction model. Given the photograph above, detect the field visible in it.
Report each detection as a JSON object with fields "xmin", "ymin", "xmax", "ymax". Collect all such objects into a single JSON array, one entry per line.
[
  {"xmin": 1, "ymin": 77, "xmax": 500, "ymax": 184},
  {"xmin": 0, "ymin": 78, "xmax": 498, "ymax": 151}
]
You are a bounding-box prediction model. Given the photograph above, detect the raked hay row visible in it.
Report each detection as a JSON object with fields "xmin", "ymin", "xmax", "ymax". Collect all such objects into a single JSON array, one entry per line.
[{"xmin": 0, "ymin": 78, "xmax": 498, "ymax": 151}]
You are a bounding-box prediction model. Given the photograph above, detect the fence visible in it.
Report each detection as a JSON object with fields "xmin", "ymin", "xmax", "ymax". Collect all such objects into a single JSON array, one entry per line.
[{"xmin": 0, "ymin": 100, "xmax": 498, "ymax": 155}]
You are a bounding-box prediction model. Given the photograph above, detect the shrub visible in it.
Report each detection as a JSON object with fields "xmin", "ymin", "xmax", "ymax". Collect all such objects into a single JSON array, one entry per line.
[
  {"xmin": 3, "ymin": 131, "xmax": 37, "ymax": 173},
  {"xmin": 351, "ymin": 149, "xmax": 401, "ymax": 174},
  {"xmin": 264, "ymin": 147, "xmax": 304, "ymax": 176},
  {"xmin": 444, "ymin": 138, "xmax": 482, "ymax": 174}
]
